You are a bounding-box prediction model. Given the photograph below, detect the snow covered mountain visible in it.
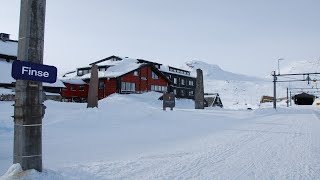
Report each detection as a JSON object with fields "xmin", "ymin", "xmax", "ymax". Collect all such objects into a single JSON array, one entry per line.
[
  {"xmin": 184, "ymin": 60, "xmax": 263, "ymax": 81},
  {"xmin": 182, "ymin": 60, "xmax": 279, "ymax": 109},
  {"xmin": 181, "ymin": 59, "xmax": 320, "ymax": 109}
]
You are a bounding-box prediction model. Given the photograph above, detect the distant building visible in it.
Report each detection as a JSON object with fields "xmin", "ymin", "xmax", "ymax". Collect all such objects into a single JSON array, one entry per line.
[
  {"xmin": 0, "ymin": 33, "xmax": 65, "ymax": 100},
  {"xmin": 61, "ymin": 55, "xmax": 196, "ymax": 102},
  {"xmin": 260, "ymin": 95, "xmax": 274, "ymax": 103},
  {"xmin": 0, "ymin": 33, "xmax": 18, "ymax": 88},
  {"xmin": 204, "ymin": 93, "xmax": 223, "ymax": 108},
  {"xmin": 293, "ymin": 92, "xmax": 317, "ymax": 105}
]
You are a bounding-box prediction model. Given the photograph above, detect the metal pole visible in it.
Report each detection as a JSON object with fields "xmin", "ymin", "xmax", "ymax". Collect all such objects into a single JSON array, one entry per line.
[
  {"xmin": 14, "ymin": 0, "xmax": 46, "ymax": 172},
  {"xmin": 286, "ymin": 87, "xmax": 289, "ymax": 107},
  {"xmin": 290, "ymin": 91, "xmax": 292, "ymax": 106},
  {"xmin": 278, "ymin": 59, "xmax": 280, "ymax": 74},
  {"xmin": 273, "ymin": 71, "xmax": 277, "ymax": 109},
  {"xmin": 278, "ymin": 58, "xmax": 284, "ymax": 75}
]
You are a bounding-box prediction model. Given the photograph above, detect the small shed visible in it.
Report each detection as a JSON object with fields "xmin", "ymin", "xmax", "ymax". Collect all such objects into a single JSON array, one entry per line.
[
  {"xmin": 204, "ymin": 93, "xmax": 223, "ymax": 108},
  {"xmin": 293, "ymin": 92, "xmax": 316, "ymax": 105},
  {"xmin": 260, "ymin": 95, "xmax": 274, "ymax": 103}
]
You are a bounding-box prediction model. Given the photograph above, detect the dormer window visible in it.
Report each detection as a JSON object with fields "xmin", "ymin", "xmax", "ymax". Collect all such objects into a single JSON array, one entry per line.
[
  {"xmin": 77, "ymin": 70, "xmax": 83, "ymax": 76},
  {"xmin": 99, "ymin": 67, "xmax": 106, "ymax": 71},
  {"xmin": 152, "ymin": 71, "xmax": 158, "ymax": 79}
]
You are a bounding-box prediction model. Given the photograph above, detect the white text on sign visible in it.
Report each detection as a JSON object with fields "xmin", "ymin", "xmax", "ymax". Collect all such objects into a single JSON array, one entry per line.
[{"xmin": 22, "ymin": 66, "xmax": 49, "ymax": 78}]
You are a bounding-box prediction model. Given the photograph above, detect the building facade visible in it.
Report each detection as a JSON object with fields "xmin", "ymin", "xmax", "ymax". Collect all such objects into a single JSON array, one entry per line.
[
  {"xmin": 61, "ymin": 55, "xmax": 197, "ymax": 102},
  {"xmin": 61, "ymin": 58, "xmax": 171, "ymax": 102}
]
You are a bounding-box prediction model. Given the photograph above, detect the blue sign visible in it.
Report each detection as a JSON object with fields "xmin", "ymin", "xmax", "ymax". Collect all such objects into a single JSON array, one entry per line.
[{"xmin": 11, "ymin": 60, "xmax": 57, "ymax": 83}]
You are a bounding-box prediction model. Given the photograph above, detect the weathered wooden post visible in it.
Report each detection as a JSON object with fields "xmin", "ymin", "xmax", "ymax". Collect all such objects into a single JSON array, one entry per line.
[
  {"xmin": 13, "ymin": 0, "xmax": 46, "ymax": 172},
  {"xmin": 87, "ymin": 65, "xmax": 99, "ymax": 108},
  {"xmin": 195, "ymin": 69, "xmax": 204, "ymax": 109}
]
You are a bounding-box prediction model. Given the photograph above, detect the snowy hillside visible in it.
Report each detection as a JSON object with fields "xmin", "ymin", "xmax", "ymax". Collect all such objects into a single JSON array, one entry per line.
[
  {"xmin": 281, "ymin": 59, "xmax": 320, "ymax": 74},
  {"xmin": 182, "ymin": 60, "xmax": 280, "ymax": 109},
  {"xmin": 279, "ymin": 59, "xmax": 320, "ymax": 93},
  {"xmin": 184, "ymin": 60, "xmax": 263, "ymax": 81},
  {"xmin": 1, "ymin": 92, "xmax": 320, "ymax": 179}
]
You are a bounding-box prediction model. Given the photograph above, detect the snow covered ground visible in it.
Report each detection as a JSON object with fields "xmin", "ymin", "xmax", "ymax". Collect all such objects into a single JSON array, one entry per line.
[{"xmin": 1, "ymin": 92, "xmax": 320, "ymax": 179}]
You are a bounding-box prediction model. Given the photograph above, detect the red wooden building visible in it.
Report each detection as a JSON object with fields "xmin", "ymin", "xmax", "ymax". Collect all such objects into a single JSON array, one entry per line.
[{"xmin": 61, "ymin": 57, "xmax": 171, "ymax": 102}]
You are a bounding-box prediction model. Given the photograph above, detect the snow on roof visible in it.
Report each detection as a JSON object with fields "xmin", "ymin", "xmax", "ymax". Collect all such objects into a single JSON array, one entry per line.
[
  {"xmin": 0, "ymin": 60, "xmax": 15, "ymax": 84},
  {"xmin": 60, "ymin": 78, "xmax": 87, "ymax": 85},
  {"xmin": 159, "ymin": 65, "xmax": 194, "ymax": 77},
  {"xmin": 43, "ymin": 80, "xmax": 66, "ymax": 88},
  {"xmin": 0, "ymin": 87, "xmax": 15, "ymax": 95},
  {"xmin": 61, "ymin": 70, "xmax": 77, "ymax": 78},
  {"xmin": 82, "ymin": 58, "xmax": 142, "ymax": 79},
  {"xmin": 0, "ymin": 40, "xmax": 18, "ymax": 57}
]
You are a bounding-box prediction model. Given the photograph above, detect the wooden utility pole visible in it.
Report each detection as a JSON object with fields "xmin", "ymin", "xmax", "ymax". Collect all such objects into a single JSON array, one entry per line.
[
  {"xmin": 14, "ymin": 0, "xmax": 46, "ymax": 171},
  {"xmin": 87, "ymin": 65, "xmax": 99, "ymax": 108},
  {"xmin": 195, "ymin": 69, "xmax": 204, "ymax": 109}
]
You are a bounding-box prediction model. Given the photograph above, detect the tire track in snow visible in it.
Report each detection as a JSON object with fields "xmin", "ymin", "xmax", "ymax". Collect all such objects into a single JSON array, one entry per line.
[{"xmin": 59, "ymin": 109, "xmax": 320, "ymax": 180}]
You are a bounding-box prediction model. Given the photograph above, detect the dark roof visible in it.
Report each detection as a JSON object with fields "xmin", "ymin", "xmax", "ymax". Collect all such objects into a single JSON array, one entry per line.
[
  {"xmin": 137, "ymin": 59, "xmax": 162, "ymax": 66},
  {"xmin": 89, "ymin": 55, "xmax": 122, "ymax": 65},
  {"xmin": 0, "ymin": 54, "xmax": 17, "ymax": 61},
  {"xmin": 293, "ymin": 92, "xmax": 316, "ymax": 98}
]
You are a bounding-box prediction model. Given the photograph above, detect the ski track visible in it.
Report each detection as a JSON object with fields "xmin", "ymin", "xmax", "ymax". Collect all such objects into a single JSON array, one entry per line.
[{"xmin": 58, "ymin": 108, "xmax": 320, "ymax": 180}]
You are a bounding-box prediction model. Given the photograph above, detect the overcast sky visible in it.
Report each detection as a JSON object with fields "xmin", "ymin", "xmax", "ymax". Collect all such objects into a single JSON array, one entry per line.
[{"xmin": 2, "ymin": 0, "xmax": 320, "ymax": 77}]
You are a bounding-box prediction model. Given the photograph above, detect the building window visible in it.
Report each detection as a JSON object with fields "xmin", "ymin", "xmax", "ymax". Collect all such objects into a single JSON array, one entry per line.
[
  {"xmin": 70, "ymin": 85, "xmax": 76, "ymax": 91},
  {"xmin": 77, "ymin": 70, "xmax": 83, "ymax": 76},
  {"xmin": 121, "ymin": 82, "xmax": 136, "ymax": 92},
  {"xmin": 173, "ymin": 89, "xmax": 177, "ymax": 95},
  {"xmin": 83, "ymin": 69, "xmax": 90, "ymax": 75},
  {"xmin": 189, "ymin": 90, "xmax": 194, "ymax": 96},
  {"xmin": 99, "ymin": 81, "xmax": 105, "ymax": 89},
  {"xmin": 134, "ymin": 71, "xmax": 139, "ymax": 76},
  {"xmin": 181, "ymin": 79, "xmax": 185, "ymax": 85},
  {"xmin": 99, "ymin": 67, "xmax": 106, "ymax": 71},
  {"xmin": 174, "ymin": 78, "xmax": 178, "ymax": 84},
  {"xmin": 152, "ymin": 71, "xmax": 158, "ymax": 79},
  {"xmin": 189, "ymin": 80, "xmax": 194, "ymax": 86},
  {"xmin": 79, "ymin": 86, "xmax": 84, "ymax": 91},
  {"xmin": 151, "ymin": 85, "xmax": 167, "ymax": 92}
]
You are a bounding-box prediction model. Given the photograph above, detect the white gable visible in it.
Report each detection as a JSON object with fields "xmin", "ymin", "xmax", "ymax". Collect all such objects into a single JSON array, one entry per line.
[{"xmin": 0, "ymin": 40, "xmax": 18, "ymax": 57}]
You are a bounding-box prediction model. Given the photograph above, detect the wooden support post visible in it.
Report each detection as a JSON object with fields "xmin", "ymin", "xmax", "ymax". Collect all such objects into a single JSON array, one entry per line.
[
  {"xmin": 195, "ymin": 69, "xmax": 204, "ymax": 109},
  {"xmin": 14, "ymin": 0, "xmax": 46, "ymax": 172}
]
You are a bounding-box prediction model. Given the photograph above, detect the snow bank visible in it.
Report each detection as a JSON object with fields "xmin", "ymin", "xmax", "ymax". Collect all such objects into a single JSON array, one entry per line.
[
  {"xmin": 0, "ymin": 164, "xmax": 63, "ymax": 180},
  {"xmin": 1, "ymin": 92, "xmax": 319, "ymax": 179}
]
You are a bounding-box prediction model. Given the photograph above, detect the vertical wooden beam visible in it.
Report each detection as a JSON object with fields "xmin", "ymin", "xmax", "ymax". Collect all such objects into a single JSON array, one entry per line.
[{"xmin": 14, "ymin": 0, "xmax": 46, "ymax": 172}]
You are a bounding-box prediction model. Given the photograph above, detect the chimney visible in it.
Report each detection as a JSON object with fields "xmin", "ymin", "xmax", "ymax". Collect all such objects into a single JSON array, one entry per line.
[{"xmin": 0, "ymin": 33, "xmax": 10, "ymax": 41}]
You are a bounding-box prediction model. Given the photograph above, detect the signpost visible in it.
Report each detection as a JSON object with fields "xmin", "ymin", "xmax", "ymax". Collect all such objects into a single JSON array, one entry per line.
[
  {"xmin": 13, "ymin": 0, "xmax": 47, "ymax": 172},
  {"xmin": 12, "ymin": 60, "xmax": 57, "ymax": 83},
  {"xmin": 163, "ymin": 93, "xmax": 175, "ymax": 111}
]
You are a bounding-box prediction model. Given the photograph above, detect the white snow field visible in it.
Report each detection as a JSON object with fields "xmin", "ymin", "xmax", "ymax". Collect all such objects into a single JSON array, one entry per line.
[{"xmin": 1, "ymin": 92, "xmax": 320, "ymax": 179}]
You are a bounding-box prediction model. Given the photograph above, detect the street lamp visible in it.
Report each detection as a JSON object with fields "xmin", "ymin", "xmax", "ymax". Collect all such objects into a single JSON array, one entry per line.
[{"xmin": 278, "ymin": 58, "xmax": 285, "ymax": 75}]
